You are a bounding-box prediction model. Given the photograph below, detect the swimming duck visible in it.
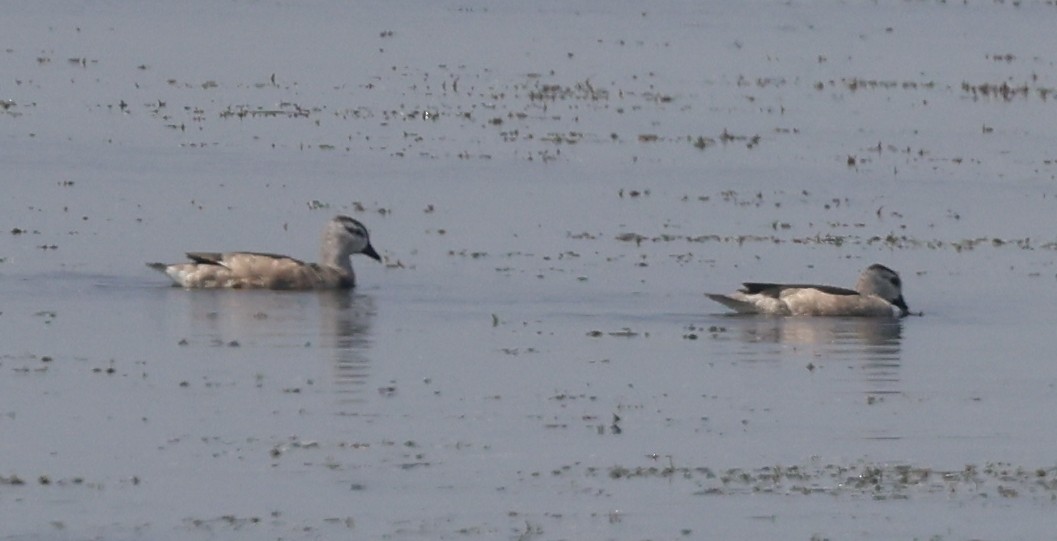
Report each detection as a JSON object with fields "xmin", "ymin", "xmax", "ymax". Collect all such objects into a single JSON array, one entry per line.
[
  {"xmin": 148, "ymin": 215, "xmax": 381, "ymax": 289},
  {"xmin": 706, "ymin": 264, "xmax": 910, "ymax": 317}
]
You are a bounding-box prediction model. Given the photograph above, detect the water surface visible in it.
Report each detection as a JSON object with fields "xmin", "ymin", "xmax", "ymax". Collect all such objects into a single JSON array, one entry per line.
[{"xmin": 3, "ymin": 1, "xmax": 1057, "ymax": 539}]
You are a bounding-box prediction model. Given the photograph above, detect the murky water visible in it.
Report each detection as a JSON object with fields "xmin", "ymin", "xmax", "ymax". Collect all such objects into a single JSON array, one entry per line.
[{"xmin": 4, "ymin": 2, "xmax": 1057, "ymax": 539}]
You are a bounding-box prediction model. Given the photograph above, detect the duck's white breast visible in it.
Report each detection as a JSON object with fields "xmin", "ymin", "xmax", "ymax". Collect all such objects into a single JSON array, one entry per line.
[{"xmin": 780, "ymin": 289, "xmax": 895, "ymax": 317}]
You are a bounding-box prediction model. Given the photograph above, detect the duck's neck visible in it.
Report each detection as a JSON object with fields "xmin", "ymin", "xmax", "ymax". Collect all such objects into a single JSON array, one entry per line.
[{"xmin": 320, "ymin": 239, "xmax": 354, "ymax": 275}]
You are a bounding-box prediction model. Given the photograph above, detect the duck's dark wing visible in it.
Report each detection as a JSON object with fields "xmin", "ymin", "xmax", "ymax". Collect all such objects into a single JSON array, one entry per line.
[
  {"xmin": 186, "ymin": 252, "xmax": 224, "ymax": 265},
  {"xmin": 740, "ymin": 283, "xmax": 859, "ymax": 297},
  {"xmin": 185, "ymin": 251, "xmax": 308, "ymax": 267}
]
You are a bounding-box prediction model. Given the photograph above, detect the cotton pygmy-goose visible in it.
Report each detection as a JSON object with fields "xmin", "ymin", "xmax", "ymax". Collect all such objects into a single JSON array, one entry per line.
[
  {"xmin": 706, "ymin": 264, "xmax": 910, "ymax": 317},
  {"xmin": 148, "ymin": 215, "xmax": 380, "ymax": 289}
]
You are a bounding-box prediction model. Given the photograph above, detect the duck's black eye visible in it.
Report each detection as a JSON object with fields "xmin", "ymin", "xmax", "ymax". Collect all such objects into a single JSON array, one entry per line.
[{"xmin": 890, "ymin": 277, "xmax": 901, "ymax": 287}]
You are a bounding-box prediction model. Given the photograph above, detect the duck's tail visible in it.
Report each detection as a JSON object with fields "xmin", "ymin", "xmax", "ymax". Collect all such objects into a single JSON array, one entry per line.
[{"xmin": 705, "ymin": 293, "xmax": 760, "ymax": 314}]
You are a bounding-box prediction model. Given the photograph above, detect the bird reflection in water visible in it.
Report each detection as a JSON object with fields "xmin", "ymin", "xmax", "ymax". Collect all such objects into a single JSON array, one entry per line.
[
  {"xmin": 177, "ymin": 288, "xmax": 376, "ymax": 412},
  {"xmin": 318, "ymin": 290, "xmax": 376, "ymax": 410},
  {"xmin": 718, "ymin": 315, "xmax": 903, "ymax": 397}
]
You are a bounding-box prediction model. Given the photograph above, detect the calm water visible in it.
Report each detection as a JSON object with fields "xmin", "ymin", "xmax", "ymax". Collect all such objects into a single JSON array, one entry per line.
[{"xmin": 3, "ymin": 2, "xmax": 1057, "ymax": 540}]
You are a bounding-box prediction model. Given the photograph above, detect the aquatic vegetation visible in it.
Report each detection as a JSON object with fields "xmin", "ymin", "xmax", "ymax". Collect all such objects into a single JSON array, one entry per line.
[{"xmin": 586, "ymin": 460, "xmax": 1057, "ymax": 502}]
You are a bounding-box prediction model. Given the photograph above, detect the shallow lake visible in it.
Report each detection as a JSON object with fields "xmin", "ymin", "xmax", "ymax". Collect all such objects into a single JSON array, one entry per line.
[{"xmin": 3, "ymin": 2, "xmax": 1057, "ymax": 539}]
